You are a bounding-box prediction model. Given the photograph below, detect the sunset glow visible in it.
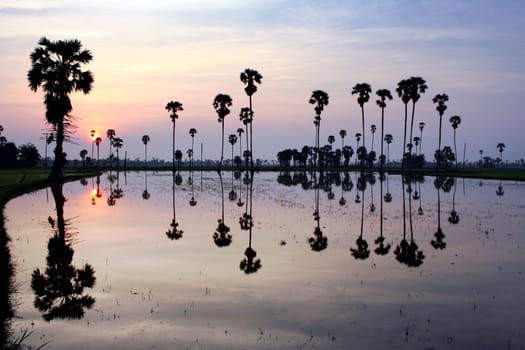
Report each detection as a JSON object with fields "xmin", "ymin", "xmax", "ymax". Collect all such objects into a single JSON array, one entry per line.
[{"xmin": 0, "ymin": 1, "xmax": 524, "ymax": 163}]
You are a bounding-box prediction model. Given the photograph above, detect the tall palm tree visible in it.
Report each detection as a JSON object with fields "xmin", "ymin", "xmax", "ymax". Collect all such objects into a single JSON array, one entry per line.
[
  {"xmin": 240, "ymin": 68, "xmax": 263, "ymax": 169},
  {"xmin": 384, "ymin": 134, "xmax": 393, "ymax": 165},
  {"xmin": 165, "ymin": 100, "xmax": 184, "ymax": 170},
  {"xmin": 142, "ymin": 134, "xmax": 150, "ymax": 168},
  {"xmin": 189, "ymin": 128, "xmax": 197, "ymax": 167},
  {"xmin": 28, "ymin": 37, "xmax": 94, "ymax": 179},
  {"xmin": 351, "ymin": 83, "xmax": 372, "ymax": 167},
  {"xmin": 370, "ymin": 124, "xmax": 376, "ymax": 152},
  {"xmin": 497, "ymin": 143, "xmax": 506, "ymax": 165},
  {"xmin": 432, "ymin": 93, "xmax": 449, "ymax": 167},
  {"xmin": 95, "ymin": 136, "xmax": 102, "ymax": 167},
  {"xmin": 228, "ymin": 134, "xmax": 237, "ymax": 166},
  {"xmin": 413, "ymin": 136, "xmax": 421, "ymax": 155},
  {"xmin": 106, "ymin": 129, "xmax": 115, "ymax": 166},
  {"xmin": 236, "ymin": 127, "xmax": 244, "ymax": 162},
  {"xmin": 339, "ymin": 129, "xmax": 347, "ymax": 150},
  {"xmin": 418, "ymin": 122, "xmax": 425, "ymax": 156},
  {"xmin": 112, "ymin": 137, "xmax": 123, "ymax": 168},
  {"xmin": 396, "ymin": 79, "xmax": 411, "ymax": 167},
  {"xmin": 213, "ymin": 93, "xmax": 233, "ymax": 170},
  {"xmin": 309, "ymin": 90, "xmax": 329, "ymax": 168},
  {"xmin": 376, "ymin": 88, "xmax": 393, "ymax": 170},
  {"xmin": 449, "ymin": 115, "xmax": 461, "ymax": 167},
  {"xmin": 407, "ymin": 77, "xmax": 428, "ymax": 159}
]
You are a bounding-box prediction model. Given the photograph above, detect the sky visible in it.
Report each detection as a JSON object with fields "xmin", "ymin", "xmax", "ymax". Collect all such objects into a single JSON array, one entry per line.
[{"xmin": 1, "ymin": 0, "xmax": 524, "ymax": 163}]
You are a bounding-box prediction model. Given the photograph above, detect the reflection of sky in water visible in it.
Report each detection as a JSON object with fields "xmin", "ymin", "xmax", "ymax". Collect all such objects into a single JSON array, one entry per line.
[{"xmin": 5, "ymin": 171, "xmax": 525, "ymax": 349}]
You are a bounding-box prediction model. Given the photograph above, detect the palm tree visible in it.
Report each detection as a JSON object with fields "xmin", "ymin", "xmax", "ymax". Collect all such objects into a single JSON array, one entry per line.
[
  {"xmin": 236, "ymin": 127, "xmax": 244, "ymax": 159},
  {"xmin": 142, "ymin": 135, "xmax": 150, "ymax": 168},
  {"xmin": 27, "ymin": 37, "xmax": 94, "ymax": 179},
  {"xmin": 351, "ymin": 83, "xmax": 372, "ymax": 167},
  {"xmin": 309, "ymin": 90, "xmax": 329, "ymax": 168},
  {"xmin": 174, "ymin": 150, "xmax": 183, "ymax": 169},
  {"xmin": 396, "ymin": 79, "xmax": 411, "ymax": 167},
  {"xmin": 112, "ymin": 137, "xmax": 123, "ymax": 167},
  {"xmin": 497, "ymin": 143, "xmax": 506, "ymax": 166},
  {"xmin": 228, "ymin": 134, "xmax": 237, "ymax": 166},
  {"xmin": 327, "ymin": 135, "xmax": 335, "ymax": 150},
  {"xmin": 449, "ymin": 115, "xmax": 461, "ymax": 167},
  {"xmin": 165, "ymin": 100, "xmax": 184, "ymax": 170},
  {"xmin": 432, "ymin": 93, "xmax": 449, "ymax": 167},
  {"xmin": 188, "ymin": 128, "xmax": 197, "ymax": 167},
  {"xmin": 407, "ymin": 77, "xmax": 428, "ymax": 159},
  {"xmin": 213, "ymin": 94, "xmax": 233, "ymax": 170},
  {"xmin": 413, "ymin": 136, "xmax": 421, "ymax": 155},
  {"xmin": 106, "ymin": 129, "xmax": 115, "ymax": 166},
  {"xmin": 94, "ymin": 136, "xmax": 101, "ymax": 167},
  {"xmin": 376, "ymin": 88, "xmax": 393, "ymax": 170},
  {"xmin": 339, "ymin": 129, "xmax": 347, "ymax": 150},
  {"xmin": 418, "ymin": 122, "xmax": 425, "ymax": 155},
  {"xmin": 79, "ymin": 149, "xmax": 88, "ymax": 167},
  {"xmin": 370, "ymin": 124, "xmax": 376, "ymax": 152},
  {"xmin": 240, "ymin": 68, "xmax": 263, "ymax": 169},
  {"xmin": 384, "ymin": 134, "xmax": 393, "ymax": 165}
]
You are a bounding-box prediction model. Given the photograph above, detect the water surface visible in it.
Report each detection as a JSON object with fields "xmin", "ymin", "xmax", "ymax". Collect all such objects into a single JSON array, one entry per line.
[{"xmin": 5, "ymin": 171, "xmax": 525, "ymax": 349}]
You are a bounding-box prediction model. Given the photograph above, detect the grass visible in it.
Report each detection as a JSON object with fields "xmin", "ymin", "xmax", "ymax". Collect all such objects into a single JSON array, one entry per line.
[{"xmin": 0, "ymin": 168, "xmax": 98, "ymax": 208}]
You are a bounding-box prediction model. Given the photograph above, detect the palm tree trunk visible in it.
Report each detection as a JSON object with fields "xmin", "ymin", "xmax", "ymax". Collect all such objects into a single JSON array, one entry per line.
[
  {"xmin": 172, "ymin": 122, "xmax": 176, "ymax": 171},
  {"xmin": 361, "ymin": 107, "xmax": 365, "ymax": 169},
  {"xmin": 249, "ymin": 95, "xmax": 254, "ymax": 170},
  {"xmin": 402, "ymin": 103, "xmax": 408, "ymax": 170},
  {"xmin": 453, "ymin": 129, "xmax": 458, "ymax": 168},
  {"xmin": 219, "ymin": 121, "xmax": 225, "ymax": 170},
  {"xmin": 50, "ymin": 119, "xmax": 65, "ymax": 179},
  {"xmin": 409, "ymin": 102, "xmax": 416, "ymax": 158},
  {"xmin": 437, "ymin": 115, "xmax": 443, "ymax": 169}
]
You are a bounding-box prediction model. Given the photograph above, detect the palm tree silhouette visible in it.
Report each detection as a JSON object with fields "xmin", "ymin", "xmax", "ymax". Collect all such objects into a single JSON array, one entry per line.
[
  {"xmin": 432, "ymin": 93, "xmax": 449, "ymax": 168},
  {"xmin": 79, "ymin": 149, "xmax": 88, "ymax": 167},
  {"xmin": 111, "ymin": 137, "xmax": 123, "ymax": 168},
  {"xmin": 95, "ymin": 136, "xmax": 102, "ymax": 167},
  {"xmin": 240, "ymin": 68, "xmax": 262, "ymax": 169},
  {"xmin": 31, "ymin": 183, "xmax": 96, "ymax": 321},
  {"xmin": 407, "ymin": 77, "xmax": 428, "ymax": 160},
  {"xmin": 327, "ymin": 135, "xmax": 335, "ymax": 150},
  {"xmin": 418, "ymin": 122, "xmax": 425, "ymax": 156},
  {"xmin": 449, "ymin": 115, "xmax": 461, "ymax": 167},
  {"xmin": 28, "ymin": 37, "xmax": 94, "ymax": 179},
  {"xmin": 142, "ymin": 134, "xmax": 150, "ymax": 169},
  {"xmin": 229, "ymin": 134, "xmax": 237, "ymax": 167},
  {"xmin": 376, "ymin": 88, "xmax": 393, "ymax": 170},
  {"xmin": 413, "ymin": 136, "xmax": 421, "ymax": 155},
  {"xmin": 497, "ymin": 143, "xmax": 506, "ymax": 166},
  {"xmin": 106, "ymin": 129, "xmax": 115, "ymax": 165},
  {"xmin": 448, "ymin": 178, "xmax": 459, "ymax": 224},
  {"xmin": 396, "ymin": 79, "xmax": 411, "ymax": 168},
  {"xmin": 352, "ymin": 83, "xmax": 372, "ymax": 168},
  {"xmin": 339, "ymin": 129, "xmax": 347, "ymax": 150},
  {"xmin": 431, "ymin": 177, "xmax": 447, "ymax": 249},
  {"xmin": 351, "ymin": 173, "xmax": 369, "ymax": 259},
  {"xmin": 236, "ymin": 127, "xmax": 244, "ymax": 165},
  {"xmin": 174, "ymin": 149, "xmax": 183, "ymax": 170},
  {"xmin": 189, "ymin": 128, "xmax": 197, "ymax": 167},
  {"xmin": 213, "ymin": 93, "xmax": 233, "ymax": 171},
  {"xmin": 309, "ymin": 172, "xmax": 328, "ymax": 252},
  {"xmin": 370, "ymin": 124, "xmax": 376, "ymax": 153},
  {"xmin": 375, "ymin": 175, "xmax": 391, "ymax": 255},
  {"xmin": 239, "ymin": 172, "xmax": 262, "ymax": 273},
  {"xmin": 165, "ymin": 100, "xmax": 184, "ymax": 170},
  {"xmin": 309, "ymin": 90, "xmax": 329, "ymax": 168},
  {"xmin": 384, "ymin": 134, "xmax": 393, "ymax": 165}
]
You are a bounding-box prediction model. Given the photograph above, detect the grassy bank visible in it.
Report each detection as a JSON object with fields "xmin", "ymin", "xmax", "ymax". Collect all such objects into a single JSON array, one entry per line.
[{"xmin": 0, "ymin": 168, "xmax": 98, "ymax": 208}]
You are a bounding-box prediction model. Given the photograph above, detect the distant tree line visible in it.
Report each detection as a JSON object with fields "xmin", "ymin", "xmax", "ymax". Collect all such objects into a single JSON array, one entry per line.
[{"xmin": 0, "ymin": 125, "xmax": 41, "ymax": 168}]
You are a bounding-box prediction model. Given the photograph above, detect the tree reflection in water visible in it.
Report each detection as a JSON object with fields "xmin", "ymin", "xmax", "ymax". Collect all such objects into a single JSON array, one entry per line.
[
  {"xmin": 142, "ymin": 170, "xmax": 150, "ymax": 200},
  {"xmin": 1, "ymin": 208, "xmax": 16, "ymax": 347},
  {"xmin": 166, "ymin": 171, "xmax": 184, "ymax": 240},
  {"xmin": 375, "ymin": 173, "xmax": 391, "ymax": 255},
  {"xmin": 239, "ymin": 171, "xmax": 262, "ymax": 273},
  {"xmin": 449, "ymin": 177, "xmax": 459, "ymax": 224},
  {"xmin": 394, "ymin": 175, "xmax": 425, "ymax": 267},
  {"xmin": 189, "ymin": 170, "xmax": 197, "ymax": 206},
  {"xmin": 214, "ymin": 171, "xmax": 232, "ymax": 247},
  {"xmin": 308, "ymin": 172, "xmax": 328, "ymax": 252},
  {"xmin": 31, "ymin": 183, "xmax": 96, "ymax": 322},
  {"xmin": 107, "ymin": 170, "xmax": 124, "ymax": 206},
  {"xmin": 351, "ymin": 172, "xmax": 370, "ymax": 260}
]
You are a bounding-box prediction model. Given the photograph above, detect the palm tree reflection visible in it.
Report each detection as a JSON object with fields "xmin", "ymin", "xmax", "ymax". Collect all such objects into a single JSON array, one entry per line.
[
  {"xmin": 394, "ymin": 176, "xmax": 425, "ymax": 267},
  {"xmin": 351, "ymin": 172, "xmax": 370, "ymax": 260},
  {"xmin": 431, "ymin": 176, "xmax": 447, "ymax": 250},
  {"xmin": 308, "ymin": 172, "xmax": 328, "ymax": 252},
  {"xmin": 448, "ymin": 178, "xmax": 459, "ymax": 224},
  {"xmin": 107, "ymin": 170, "xmax": 124, "ymax": 206},
  {"xmin": 31, "ymin": 183, "xmax": 96, "ymax": 321},
  {"xmin": 142, "ymin": 170, "xmax": 150, "ymax": 200},
  {"xmin": 214, "ymin": 172, "xmax": 232, "ymax": 247},
  {"xmin": 166, "ymin": 172, "xmax": 184, "ymax": 240},
  {"xmin": 240, "ymin": 171, "xmax": 262, "ymax": 273},
  {"xmin": 496, "ymin": 180, "xmax": 504, "ymax": 196},
  {"xmin": 189, "ymin": 170, "xmax": 197, "ymax": 206},
  {"xmin": 375, "ymin": 173, "xmax": 391, "ymax": 255}
]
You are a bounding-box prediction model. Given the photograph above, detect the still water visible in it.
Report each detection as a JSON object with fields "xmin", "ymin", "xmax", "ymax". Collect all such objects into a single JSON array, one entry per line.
[{"xmin": 4, "ymin": 171, "xmax": 525, "ymax": 349}]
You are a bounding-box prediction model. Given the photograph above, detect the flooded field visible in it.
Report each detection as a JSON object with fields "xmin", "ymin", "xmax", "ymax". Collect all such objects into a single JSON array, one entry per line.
[{"xmin": 4, "ymin": 170, "xmax": 525, "ymax": 349}]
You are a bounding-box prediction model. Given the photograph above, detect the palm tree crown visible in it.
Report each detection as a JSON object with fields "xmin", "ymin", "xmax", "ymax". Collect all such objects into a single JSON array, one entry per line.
[
  {"xmin": 309, "ymin": 90, "xmax": 329, "ymax": 117},
  {"xmin": 166, "ymin": 101, "xmax": 183, "ymax": 122},
  {"xmin": 213, "ymin": 94, "xmax": 233, "ymax": 121},
  {"xmin": 240, "ymin": 68, "xmax": 263, "ymax": 97}
]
